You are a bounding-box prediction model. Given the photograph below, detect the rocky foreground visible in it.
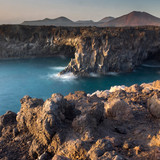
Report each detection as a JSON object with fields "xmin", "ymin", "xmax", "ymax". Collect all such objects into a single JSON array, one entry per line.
[{"xmin": 0, "ymin": 80, "xmax": 160, "ymax": 160}]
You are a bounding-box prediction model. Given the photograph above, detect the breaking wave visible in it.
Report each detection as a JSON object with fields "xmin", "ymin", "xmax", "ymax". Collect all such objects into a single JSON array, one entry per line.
[
  {"xmin": 90, "ymin": 73, "xmax": 100, "ymax": 77},
  {"xmin": 142, "ymin": 64, "xmax": 160, "ymax": 68},
  {"xmin": 47, "ymin": 72, "xmax": 77, "ymax": 81},
  {"xmin": 107, "ymin": 72, "xmax": 119, "ymax": 76},
  {"xmin": 49, "ymin": 66, "xmax": 66, "ymax": 71}
]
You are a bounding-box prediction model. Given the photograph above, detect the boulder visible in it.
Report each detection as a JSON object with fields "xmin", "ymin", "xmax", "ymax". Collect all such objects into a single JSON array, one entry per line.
[
  {"xmin": 98, "ymin": 152, "xmax": 124, "ymax": 160},
  {"xmin": 141, "ymin": 87, "xmax": 151, "ymax": 94},
  {"xmin": 88, "ymin": 139, "xmax": 114, "ymax": 160},
  {"xmin": 104, "ymin": 99, "xmax": 133, "ymax": 121},
  {"xmin": 0, "ymin": 111, "xmax": 17, "ymax": 127},
  {"xmin": 72, "ymin": 114, "xmax": 97, "ymax": 140},
  {"xmin": 57, "ymin": 139, "xmax": 88, "ymax": 160},
  {"xmin": 17, "ymin": 94, "xmax": 72, "ymax": 145},
  {"xmin": 153, "ymin": 80, "xmax": 160, "ymax": 89},
  {"xmin": 147, "ymin": 95, "xmax": 160, "ymax": 118},
  {"xmin": 29, "ymin": 139, "xmax": 46, "ymax": 159},
  {"xmin": 48, "ymin": 132, "xmax": 65, "ymax": 154},
  {"xmin": 72, "ymin": 102, "xmax": 104, "ymax": 140},
  {"xmin": 16, "ymin": 96, "xmax": 44, "ymax": 132},
  {"xmin": 89, "ymin": 90, "xmax": 110, "ymax": 99},
  {"xmin": 52, "ymin": 155, "xmax": 70, "ymax": 160},
  {"xmin": 37, "ymin": 152, "xmax": 50, "ymax": 160},
  {"xmin": 125, "ymin": 84, "xmax": 142, "ymax": 93}
]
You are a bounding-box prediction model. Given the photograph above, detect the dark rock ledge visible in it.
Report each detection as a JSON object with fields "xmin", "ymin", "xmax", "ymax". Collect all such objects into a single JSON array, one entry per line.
[
  {"xmin": 0, "ymin": 80, "xmax": 160, "ymax": 160},
  {"xmin": 0, "ymin": 25, "xmax": 160, "ymax": 76}
]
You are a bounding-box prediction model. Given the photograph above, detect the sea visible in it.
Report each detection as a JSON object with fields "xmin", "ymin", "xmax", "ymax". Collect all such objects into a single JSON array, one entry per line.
[{"xmin": 0, "ymin": 57, "xmax": 160, "ymax": 115}]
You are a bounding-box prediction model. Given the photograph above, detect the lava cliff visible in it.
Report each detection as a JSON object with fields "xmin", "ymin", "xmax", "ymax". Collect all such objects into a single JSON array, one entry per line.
[{"xmin": 0, "ymin": 25, "xmax": 160, "ymax": 76}]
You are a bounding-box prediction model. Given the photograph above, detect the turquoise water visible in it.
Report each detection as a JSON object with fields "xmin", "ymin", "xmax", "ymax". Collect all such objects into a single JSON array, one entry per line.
[{"xmin": 0, "ymin": 57, "xmax": 160, "ymax": 115}]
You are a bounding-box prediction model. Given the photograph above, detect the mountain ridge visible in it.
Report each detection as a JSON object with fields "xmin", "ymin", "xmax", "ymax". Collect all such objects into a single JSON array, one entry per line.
[
  {"xmin": 21, "ymin": 11, "xmax": 160, "ymax": 27},
  {"xmin": 101, "ymin": 11, "xmax": 160, "ymax": 27},
  {"xmin": 99, "ymin": 16, "xmax": 115, "ymax": 23}
]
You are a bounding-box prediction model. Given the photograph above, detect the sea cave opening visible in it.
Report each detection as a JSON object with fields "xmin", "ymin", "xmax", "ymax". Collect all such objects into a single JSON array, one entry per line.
[{"xmin": 143, "ymin": 49, "xmax": 160, "ymax": 66}]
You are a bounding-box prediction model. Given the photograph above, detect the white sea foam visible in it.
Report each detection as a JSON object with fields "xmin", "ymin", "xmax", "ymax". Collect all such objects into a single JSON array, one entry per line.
[
  {"xmin": 90, "ymin": 73, "xmax": 100, "ymax": 77},
  {"xmin": 107, "ymin": 72, "xmax": 119, "ymax": 76},
  {"xmin": 49, "ymin": 66, "xmax": 66, "ymax": 71},
  {"xmin": 48, "ymin": 72, "xmax": 77, "ymax": 81},
  {"xmin": 58, "ymin": 55, "xmax": 66, "ymax": 59},
  {"xmin": 142, "ymin": 64, "xmax": 160, "ymax": 68}
]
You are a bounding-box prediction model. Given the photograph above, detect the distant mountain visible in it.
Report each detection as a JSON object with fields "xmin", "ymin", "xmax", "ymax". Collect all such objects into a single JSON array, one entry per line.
[
  {"xmin": 21, "ymin": 16, "xmax": 75, "ymax": 26},
  {"xmin": 75, "ymin": 20, "xmax": 96, "ymax": 26},
  {"xmin": 76, "ymin": 20, "xmax": 95, "ymax": 24},
  {"xmin": 22, "ymin": 17, "xmax": 99, "ymax": 27},
  {"xmin": 21, "ymin": 11, "xmax": 160, "ymax": 27},
  {"xmin": 99, "ymin": 17, "xmax": 115, "ymax": 23},
  {"xmin": 100, "ymin": 11, "xmax": 160, "ymax": 27}
]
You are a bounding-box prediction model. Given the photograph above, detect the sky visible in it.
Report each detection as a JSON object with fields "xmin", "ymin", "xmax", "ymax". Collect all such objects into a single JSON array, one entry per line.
[{"xmin": 0, "ymin": 0, "xmax": 160, "ymax": 24}]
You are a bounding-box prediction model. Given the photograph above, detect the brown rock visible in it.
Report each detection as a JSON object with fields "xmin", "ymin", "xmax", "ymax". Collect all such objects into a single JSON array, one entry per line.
[
  {"xmin": 52, "ymin": 155, "xmax": 70, "ymax": 160},
  {"xmin": 153, "ymin": 80, "xmax": 160, "ymax": 89},
  {"xmin": 0, "ymin": 111, "xmax": 17, "ymax": 127},
  {"xmin": 147, "ymin": 95, "xmax": 160, "ymax": 118},
  {"xmin": 57, "ymin": 139, "xmax": 88, "ymax": 160},
  {"xmin": 72, "ymin": 102, "xmax": 104, "ymax": 140},
  {"xmin": 125, "ymin": 84, "xmax": 142, "ymax": 93},
  {"xmin": 16, "ymin": 94, "xmax": 70, "ymax": 145},
  {"xmin": 88, "ymin": 139, "xmax": 114, "ymax": 160},
  {"xmin": 104, "ymin": 99, "xmax": 133, "ymax": 121},
  {"xmin": 29, "ymin": 139, "xmax": 46, "ymax": 159}
]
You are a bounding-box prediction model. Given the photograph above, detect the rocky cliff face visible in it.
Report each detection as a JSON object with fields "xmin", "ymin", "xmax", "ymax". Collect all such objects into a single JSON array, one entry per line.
[
  {"xmin": 0, "ymin": 25, "xmax": 77, "ymax": 58},
  {"xmin": 0, "ymin": 25, "xmax": 160, "ymax": 75},
  {"xmin": 60, "ymin": 26, "xmax": 160, "ymax": 76}
]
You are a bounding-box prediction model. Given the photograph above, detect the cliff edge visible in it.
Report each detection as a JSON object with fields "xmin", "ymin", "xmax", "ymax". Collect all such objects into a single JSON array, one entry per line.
[{"xmin": 0, "ymin": 25, "xmax": 160, "ymax": 76}]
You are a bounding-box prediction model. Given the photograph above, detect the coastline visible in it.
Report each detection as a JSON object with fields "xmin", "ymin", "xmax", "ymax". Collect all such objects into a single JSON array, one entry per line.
[
  {"xmin": 0, "ymin": 80, "xmax": 160, "ymax": 159},
  {"xmin": 0, "ymin": 25, "xmax": 160, "ymax": 76}
]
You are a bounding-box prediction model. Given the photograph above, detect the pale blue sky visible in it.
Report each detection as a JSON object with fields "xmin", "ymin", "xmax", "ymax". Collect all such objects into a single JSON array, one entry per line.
[{"xmin": 0, "ymin": 0, "xmax": 160, "ymax": 24}]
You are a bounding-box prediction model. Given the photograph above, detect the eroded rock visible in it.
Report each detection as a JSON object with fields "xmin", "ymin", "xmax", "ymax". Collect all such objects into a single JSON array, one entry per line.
[
  {"xmin": 0, "ymin": 111, "xmax": 17, "ymax": 127},
  {"xmin": 88, "ymin": 139, "xmax": 114, "ymax": 160},
  {"xmin": 1, "ymin": 81, "xmax": 160, "ymax": 160},
  {"xmin": 153, "ymin": 80, "xmax": 160, "ymax": 89},
  {"xmin": 104, "ymin": 99, "xmax": 133, "ymax": 121},
  {"xmin": 16, "ymin": 94, "xmax": 74, "ymax": 145},
  {"xmin": 147, "ymin": 94, "xmax": 160, "ymax": 118},
  {"xmin": 52, "ymin": 155, "xmax": 71, "ymax": 160}
]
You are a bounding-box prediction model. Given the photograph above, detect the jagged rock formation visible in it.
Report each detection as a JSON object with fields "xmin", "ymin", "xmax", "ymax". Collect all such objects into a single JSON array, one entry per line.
[
  {"xmin": 60, "ymin": 26, "xmax": 160, "ymax": 76},
  {"xmin": 0, "ymin": 80, "xmax": 160, "ymax": 160},
  {"xmin": 0, "ymin": 25, "xmax": 160, "ymax": 76},
  {"xmin": 0, "ymin": 25, "xmax": 77, "ymax": 58}
]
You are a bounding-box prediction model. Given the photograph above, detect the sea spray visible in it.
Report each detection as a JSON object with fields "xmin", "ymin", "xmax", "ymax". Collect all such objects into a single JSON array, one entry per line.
[
  {"xmin": 48, "ymin": 72, "xmax": 77, "ymax": 82},
  {"xmin": 49, "ymin": 66, "xmax": 66, "ymax": 71}
]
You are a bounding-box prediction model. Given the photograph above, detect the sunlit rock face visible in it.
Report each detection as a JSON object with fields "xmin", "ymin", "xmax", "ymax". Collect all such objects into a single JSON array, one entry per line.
[
  {"xmin": 60, "ymin": 26, "xmax": 160, "ymax": 76},
  {"xmin": 1, "ymin": 81, "xmax": 160, "ymax": 160},
  {"xmin": 0, "ymin": 25, "xmax": 160, "ymax": 76}
]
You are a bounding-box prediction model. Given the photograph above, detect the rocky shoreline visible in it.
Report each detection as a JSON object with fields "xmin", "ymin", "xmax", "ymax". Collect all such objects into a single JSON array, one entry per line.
[
  {"xmin": 0, "ymin": 25, "xmax": 160, "ymax": 76},
  {"xmin": 0, "ymin": 80, "xmax": 160, "ymax": 160}
]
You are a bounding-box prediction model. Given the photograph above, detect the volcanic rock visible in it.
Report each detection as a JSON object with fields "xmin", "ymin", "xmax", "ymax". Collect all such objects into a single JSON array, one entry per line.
[
  {"xmin": 104, "ymin": 99, "xmax": 133, "ymax": 121},
  {"xmin": 147, "ymin": 94, "xmax": 160, "ymax": 118},
  {"xmin": 1, "ymin": 81, "xmax": 160, "ymax": 159}
]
